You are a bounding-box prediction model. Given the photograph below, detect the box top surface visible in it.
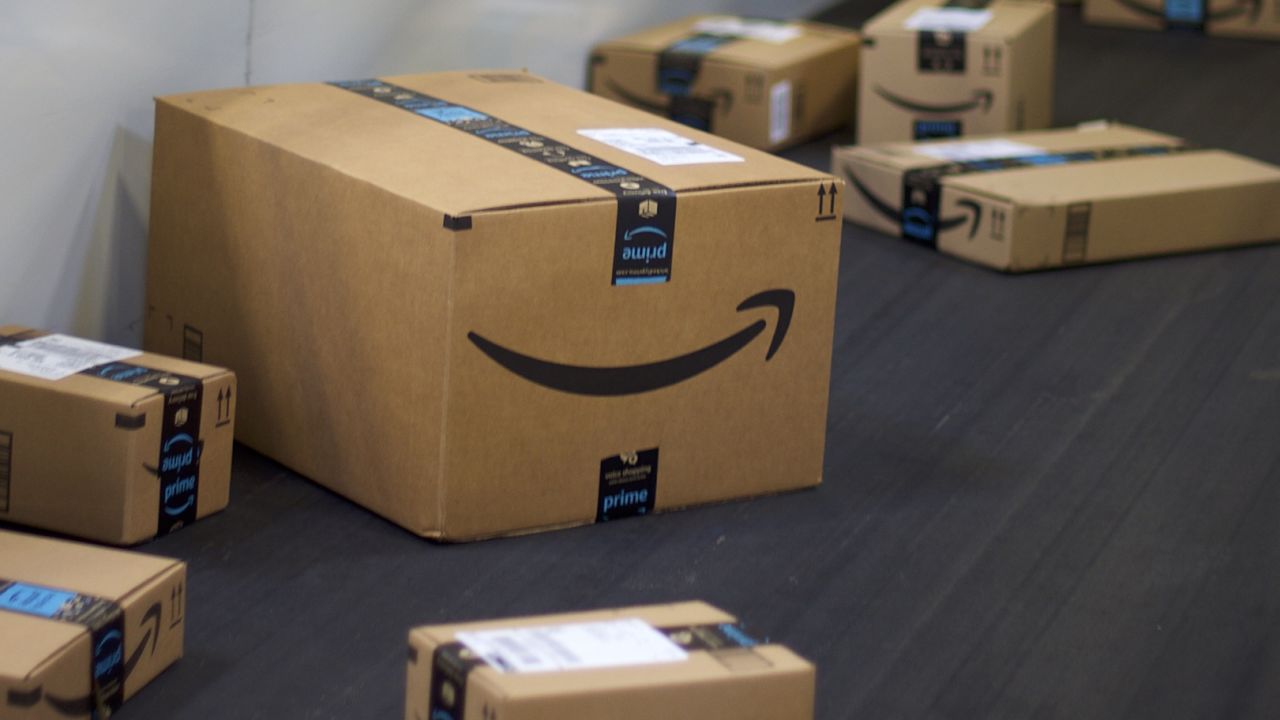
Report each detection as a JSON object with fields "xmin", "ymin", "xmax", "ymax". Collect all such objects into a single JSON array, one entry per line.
[
  {"xmin": 594, "ymin": 14, "xmax": 860, "ymax": 68},
  {"xmin": 864, "ymin": 0, "xmax": 1054, "ymax": 39},
  {"xmin": 837, "ymin": 122, "xmax": 1280, "ymax": 204},
  {"xmin": 411, "ymin": 601, "xmax": 812, "ymax": 695},
  {"xmin": 157, "ymin": 70, "xmax": 830, "ymax": 218},
  {"xmin": 0, "ymin": 325, "xmax": 232, "ymax": 405},
  {"xmin": 0, "ymin": 530, "xmax": 182, "ymax": 680}
]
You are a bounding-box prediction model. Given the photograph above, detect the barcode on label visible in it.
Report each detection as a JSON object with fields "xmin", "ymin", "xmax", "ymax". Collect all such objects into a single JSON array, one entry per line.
[
  {"xmin": 456, "ymin": 618, "xmax": 688, "ymax": 674},
  {"xmin": 0, "ymin": 431, "xmax": 10, "ymax": 512}
]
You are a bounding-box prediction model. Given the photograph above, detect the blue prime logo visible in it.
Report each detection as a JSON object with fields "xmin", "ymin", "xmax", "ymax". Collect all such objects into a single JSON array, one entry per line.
[
  {"xmin": 430, "ymin": 710, "xmax": 457, "ymax": 720},
  {"xmin": 95, "ymin": 363, "xmax": 149, "ymax": 382},
  {"xmin": 902, "ymin": 207, "xmax": 935, "ymax": 241},
  {"xmin": 94, "ymin": 629, "xmax": 124, "ymax": 680},
  {"xmin": 601, "ymin": 487, "xmax": 649, "ymax": 515},
  {"xmin": 161, "ymin": 433, "xmax": 198, "ymax": 515},
  {"xmin": 621, "ymin": 226, "xmax": 669, "ymax": 264}
]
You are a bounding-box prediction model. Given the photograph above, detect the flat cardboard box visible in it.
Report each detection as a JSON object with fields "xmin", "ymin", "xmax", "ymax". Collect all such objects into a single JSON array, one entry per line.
[
  {"xmin": 145, "ymin": 70, "xmax": 842, "ymax": 541},
  {"xmin": 0, "ymin": 529, "xmax": 185, "ymax": 719},
  {"xmin": 588, "ymin": 15, "xmax": 860, "ymax": 150},
  {"xmin": 832, "ymin": 122, "xmax": 1280, "ymax": 271},
  {"xmin": 0, "ymin": 327, "xmax": 235, "ymax": 545},
  {"xmin": 1084, "ymin": 0, "xmax": 1280, "ymax": 38},
  {"xmin": 405, "ymin": 601, "xmax": 814, "ymax": 720},
  {"xmin": 858, "ymin": 0, "xmax": 1056, "ymax": 144}
]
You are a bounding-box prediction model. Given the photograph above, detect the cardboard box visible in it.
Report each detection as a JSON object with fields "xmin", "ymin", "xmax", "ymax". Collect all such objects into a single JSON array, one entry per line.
[
  {"xmin": 145, "ymin": 70, "xmax": 842, "ymax": 541},
  {"xmin": 405, "ymin": 601, "xmax": 814, "ymax": 720},
  {"xmin": 832, "ymin": 122, "xmax": 1280, "ymax": 271},
  {"xmin": 0, "ymin": 529, "xmax": 185, "ymax": 719},
  {"xmin": 858, "ymin": 0, "xmax": 1056, "ymax": 144},
  {"xmin": 0, "ymin": 327, "xmax": 235, "ymax": 545},
  {"xmin": 1083, "ymin": 0, "xmax": 1280, "ymax": 38},
  {"xmin": 588, "ymin": 15, "xmax": 860, "ymax": 150}
]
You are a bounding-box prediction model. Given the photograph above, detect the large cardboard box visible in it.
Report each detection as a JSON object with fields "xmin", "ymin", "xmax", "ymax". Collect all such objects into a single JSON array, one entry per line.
[
  {"xmin": 405, "ymin": 601, "xmax": 814, "ymax": 720},
  {"xmin": 145, "ymin": 70, "xmax": 842, "ymax": 541},
  {"xmin": 1083, "ymin": 0, "xmax": 1280, "ymax": 38},
  {"xmin": 0, "ymin": 530, "xmax": 186, "ymax": 719},
  {"xmin": 858, "ymin": 0, "xmax": 1055, "ymax": 144},
  {"xmin": 0, "ymin": 327, "xmax": 235, "ymax": 545},
  {"xmin": 832, "ymin": 122, "xmax": 1280, "ymax": 271},
  {"xmin": 588, "ymin": 15, "xmax": 860, "ymax": 150}
]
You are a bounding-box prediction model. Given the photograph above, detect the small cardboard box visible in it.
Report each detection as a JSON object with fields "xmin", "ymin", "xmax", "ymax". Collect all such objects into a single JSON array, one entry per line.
[
  {"xmin": 145, "ymin": 70, "xmax": 842, "ymax": 541},
  {"xmin": 0, "ymin": 327, "xmax": 235, "ymax": 544},
  {"xmin": 588, "ymin": 15, "xmax": 860, "ymax": 150},
  {"xmin": 832, "ymin": 122, "xmax": 1280, "ymax": 271},
  {"xmin": 858, "ymin": 0, "xmax": 1056, "ymax": 144},
  {"xmin": 1083, "ymin": 0, "xmax": 1280, "ymax": 39},
  {"xmin": 406, "ymin": 601, "xmax": 814, "ymax": 720},
  {"xmin": 0, "ymin": 529, "xmax": 186, "ymax": 719}
]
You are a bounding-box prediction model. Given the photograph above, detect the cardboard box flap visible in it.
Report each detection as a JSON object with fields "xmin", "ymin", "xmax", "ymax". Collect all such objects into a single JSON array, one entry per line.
[
  {"xmin": 946, "ymin": 150, "xmax": 1280, "ymax": 205},
  {"xmin": 841, "ymin": 123, "xmax": 1184, "ymax": 173},
  {"xmin": 0, "ymin": 325, "xmax": 232, "ymax": 406},
  {"xmin": 865, "ymin": 0, "xmax": 1054, "ymax": 39},
  {"xmin": 158, "ymin": 70, "xmax": 828, "ymax": 218},
  {"xmin": 597, "ymin": 15, "xmax": 858, "ymax": 70}
]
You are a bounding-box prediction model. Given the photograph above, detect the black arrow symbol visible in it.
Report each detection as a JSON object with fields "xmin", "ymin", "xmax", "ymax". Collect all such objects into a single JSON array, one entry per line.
[
  {"xmin": 817, "ymin": 184, "xmax": 827, "ymax": 214},
  {"xmin": 467, "ymin": 289, "xmax": 795, "ymax": 397},
  {"xmin": 217, "ymin": 387, "xmax": 225, "ymax": 419},
  {"xmin": 827, "ymin": 183, "xmax": 838, "ymax": 215},
  {"xmin": 124, "ymin": 602, "xmax": 163, "ymax": 679},
  {"xmin": 873, "ymin": 85, "xmax": 994, "ymax": 114}
]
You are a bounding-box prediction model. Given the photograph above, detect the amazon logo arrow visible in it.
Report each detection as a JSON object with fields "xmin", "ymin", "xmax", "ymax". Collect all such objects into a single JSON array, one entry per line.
[
  {"xmin": 467, "ymin": 289, "xmax": 794, "ymax": 396},
  {"xmin": 844, "ymin": 166, "xmax": 983, "ymax": 240},
  {"xmin": 874, "ymin": 85, "xmax": 994, "ymax": 114}
]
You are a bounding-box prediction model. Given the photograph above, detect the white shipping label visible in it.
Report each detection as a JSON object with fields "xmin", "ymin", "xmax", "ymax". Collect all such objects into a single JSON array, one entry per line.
[
  {"xmin": 0, "ymin": 334, "xmax": 141, "ymax": 382},
  {"xmin": 455, "ymin": 618, "xmax": 689, "ymax": 674},
  {"xmin": 578, "ymin": 128, "xmax": 744, "ymax": 166},
  {"xmin": 692, "ymin": 16, "xmax": 803, "ymax": 44},
  {"xmin": 903, "ymin": 7, "xmax": 994, "ymax": 32},
  {"xmin": 769, "ymin": 80, "xmax": 793, "ymax": 145},
  {"xmin": 912, "ymin": 139, "xmax": 1046, "ymax": 162}
]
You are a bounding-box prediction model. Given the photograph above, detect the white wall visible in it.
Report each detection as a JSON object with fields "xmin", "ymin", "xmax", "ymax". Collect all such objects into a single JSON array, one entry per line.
[{"xmin": 0, "ymin": 0, "xmax": 830, "ymax": 345}]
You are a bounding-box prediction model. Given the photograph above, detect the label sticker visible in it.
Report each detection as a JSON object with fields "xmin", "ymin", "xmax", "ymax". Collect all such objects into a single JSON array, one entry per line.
[
  {"xmin": 769, "ymin": 81, "xmax": 793, "ymax": 145},
  {"xmin": 691, "ymin": 16, "xmax": 803, "ymax": 43},
  {"xmin": 456, "ymin": 618, "xmax": 689, "ymax": 674},
  {"xmin": 598, "ymin": 448, "xmax": 659, "ymax": 520},
  {"xmin": 577, "ymin": 128, "xmax": 744, "ymax": 166},
  {"xmin": 913, "ymin": 139, "xmax": 1046, "ymax": 162},
  {"xmin": 0, "ymin": 334, "xmax": 141, "ymax": 382},
  {"xmin": 904, "ymin": 7, "xmax": 994, "ymax": 31}
]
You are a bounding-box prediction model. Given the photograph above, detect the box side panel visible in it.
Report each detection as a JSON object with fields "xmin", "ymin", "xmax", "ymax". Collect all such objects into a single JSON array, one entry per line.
[
  {"xmin": 144, "ymin": 101, "xmax": 450, "ymax": 536},
  {"xmin": 1009, "ymin": 6, "xmax": 1056, "ymax": 132},
  {"xmin": 119, "ymin": 562, "xmax": 186, "ymax": 701},
  {"xmin": 0, "ymin": 383, "xmax": 133, "ymax": 544},
  {"xmin": 1209, "ymin": 0, "xmax": 1280, "ymax": 37},
  {"xmin": 767, "ymin": 37, "xmax": 860, "ymax": 150},
  {"xmin": 833, "ymin": 148, "xmax": 907, "ymax": 238},
  {"xmin": 0, "ymin": 623, "xmax": 91, "ymax": 720},
  {"xmin": 858, "ymin": 32, "xmax": 1013, "ymax": 144},
  {"xmin": 440, "ymin": 182, "xmax": 839, "ymax": 540}
]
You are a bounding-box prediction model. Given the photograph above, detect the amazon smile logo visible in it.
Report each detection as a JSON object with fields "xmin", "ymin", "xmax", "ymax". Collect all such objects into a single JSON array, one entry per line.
[
  {"xmin": 467, "ymin": 289, "xmax": 794, "ymax": 396},
  {"xmin": 844, "ymin": 167, "xmax": 983, "ymax": 241},
  {"xmin": 874, "ymin": 85, "xmax": 993, "ymax": 114}
]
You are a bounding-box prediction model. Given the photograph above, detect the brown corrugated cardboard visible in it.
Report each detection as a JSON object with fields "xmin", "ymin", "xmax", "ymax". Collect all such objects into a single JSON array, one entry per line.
[
  {"xmin": 588, "ymin": 15, "xmax": 860, "ymax": 150},
  {"xmin": 832, "ymin": 121, "xmax": 1280, "ymax": 271},
  {"xmin": 405, "ymin": 601, "xmax": 814, "ymax": 720},
  {"xmin": 1084, "ymin": 0, "xmax": 1280, "ymax": 38},
  {"xmin": 0, "ymin": 530, "xmax": 185, "ymax": 719},
  {"xmin": 145, "ymin": 70, "xmax": 842, "ymax": 541},
  {"xmin": 858, "ymin": 0, "xmax": 1056, "ymax": 144},
  {"xmin": 0, "ymin": 327, "xmax": 235, "ymax": 545}
]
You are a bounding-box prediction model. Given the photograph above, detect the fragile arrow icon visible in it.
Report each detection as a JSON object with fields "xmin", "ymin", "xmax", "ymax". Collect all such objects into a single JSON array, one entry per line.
[
  {"xmin": 817, "ymin": 184, "xmax": 827, "ymax": 214},
  {"xmin": 827, "ymin": 183, "xmax": 838, "ymax": 214}
]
